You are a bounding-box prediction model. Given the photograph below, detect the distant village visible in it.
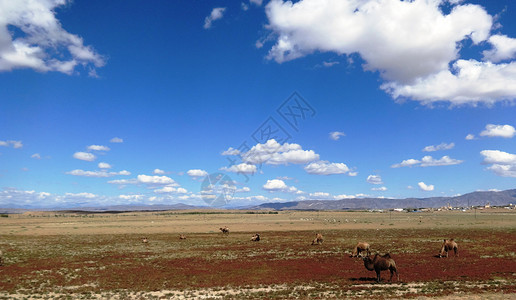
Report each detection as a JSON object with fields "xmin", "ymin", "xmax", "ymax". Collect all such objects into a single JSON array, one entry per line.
[{"xmin": 387, "ymin": 202, "xmax": 515, "ymax": 213}]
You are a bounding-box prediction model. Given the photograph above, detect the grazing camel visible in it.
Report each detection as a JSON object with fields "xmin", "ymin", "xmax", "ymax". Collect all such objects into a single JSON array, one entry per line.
[
  {"xmin": 439, "ymin": 239, "xmax": 458, "ymax": 258},
  {"xmin": 363, "ymin": 253, "xmax": 399, "ymax": 283},
  {"xmin": 251, "ymin": 233, "xmax": 260, "ymax": 241},
  {"xmin": 351, "ymin": 242, "xmax": 371, "ymax": 257},
  {"xmin": 219, "ymin": 227, "xmax": 230, "ymax": 235},
  {"xmin": 142, "ymin": 237, "xmax": 148, "ymax": 243},
  {"xmin": 311, "ymin": 233, "xmax": 324, "ymax": 245},
  {"xmin": 179, "ymin": 234, "xmax": 187, "ymax": 240}
]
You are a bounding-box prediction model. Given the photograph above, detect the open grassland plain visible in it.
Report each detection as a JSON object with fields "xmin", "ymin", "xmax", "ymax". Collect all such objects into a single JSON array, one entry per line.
[{"xmin": 0, "ymin": 209, "xmax": 515, "ymax": 299}]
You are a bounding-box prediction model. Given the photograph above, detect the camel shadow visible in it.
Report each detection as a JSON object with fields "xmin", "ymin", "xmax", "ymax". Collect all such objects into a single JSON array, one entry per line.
[{"xmin": 350, "ymin": 277, "xmax": 377, "ymax": 282}]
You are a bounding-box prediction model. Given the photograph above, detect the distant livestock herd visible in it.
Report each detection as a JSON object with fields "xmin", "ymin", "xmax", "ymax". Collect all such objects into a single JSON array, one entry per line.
[{"xmin": 0, "ymin": 227, "xmax": 458, "ymax": 283}]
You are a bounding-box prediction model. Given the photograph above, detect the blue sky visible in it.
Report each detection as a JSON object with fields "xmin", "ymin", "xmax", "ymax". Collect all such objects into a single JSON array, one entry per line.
[{"xmin": 1, "ymin": 0, "xmax": 516, "ymax": 208}]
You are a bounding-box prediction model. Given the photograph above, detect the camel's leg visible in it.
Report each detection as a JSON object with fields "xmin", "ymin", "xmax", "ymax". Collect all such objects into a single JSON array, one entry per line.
[
  {"xmin": 454, "ymin": 248, "xmax": 458, "ymax": 257},
  {"xmin": 376, "ymin": 271, "xmax": 381, "ymax": 283}
]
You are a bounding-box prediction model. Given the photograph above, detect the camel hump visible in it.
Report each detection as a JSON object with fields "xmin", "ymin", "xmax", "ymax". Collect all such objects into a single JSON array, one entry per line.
[{"xmin": 449, "ymin": 238, "xmax": 454, "ymax": 241}]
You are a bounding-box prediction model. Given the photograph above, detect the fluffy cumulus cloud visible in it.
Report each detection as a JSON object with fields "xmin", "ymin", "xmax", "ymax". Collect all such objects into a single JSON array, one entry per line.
[
  {"xmin": 73, "ymin": 152, "xmax": 96, "ymax": 162},
  {"xmin": 0, "ymin": 0, "xmax": 105, "ymax": 75},
  {"xmin": 187, "ymin": 169, "xmax": 209, "ymax": 178},
  {"xmin": 366, "ymin": 174, "xmax": 383, "ymax": 185},
  {"xmin": 262, "ymin": 179, "xmax": 300, "ymax": 193},
  {"xmin": 220, "ymin": 163, "xmax": 257, "ymax": 174},
  {"xmin": 98, "ymin": 162, "xmax": 112, "ymax": 169},
  {"xmin": 423, "ymin": 142, "xmax": 454, "ymax": 152},
  {"xmin": 480, "ymin": 150, "xmax": 516, "ymax": 177},
  {"xmin": 87, "ymin": 145, "xmax": 110, "ymax": 151},
  {"xmin": 479, "ymin": 124, "xmax": 516, "ymax": 138},
  {"xmin": 151, "ymin": 169, "xmax": 164, "ymax": 175},
  {"xmin": 304, "ymin": 160, "xmax": 350, "ymax": 175},
  {"xmin": 240, "ymin": 139, "xmax": 319, "ymax": 165},
  {"xmin": 329, "ymin": 131, "xmax": 345, "ymax": 141},
  {"xmin": 391, "ymin": 155, "xmax": 462, "ymax": 168},
  {"xmin": 483, "ymin": 35, "xmax": 516, "ymax": 63},
  {"xmin": 0, "ymin": 140, "xmax": 23, "ymax": 148},
  {"xmin": 418, "ymin": 181, "xmax": 435, "ymax": 191},
  {"xmin": 264, "ymin": 0, "xmax": 516, "ymax": 105},
  {"xmin": 204, "ymin": 7, "xmax": 226, "ymax": 29}
]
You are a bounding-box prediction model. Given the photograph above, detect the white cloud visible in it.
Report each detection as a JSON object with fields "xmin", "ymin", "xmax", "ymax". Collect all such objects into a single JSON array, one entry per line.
[
  {"xmin": 366, "ymin": 174, "xmax": 383, "ymax": 185},
  {"xmin": 153, "ymin": 169, "xmax": 165, "ymax": 175},
  {"xmin": 241, "ymin": 139, "xmax": 319, "ymax": 165},
  {"xmin": 263, "ymin": 179, "xmax": 288, "ymax": 191},
  {"xmin": 0, "ymin": 140, "xmax": 23, "ymax": 149},
  {"xmin": 483, "ymin": 35, "xmax": 516, "ymax": 63},
  {"xmin": 304, "ymin": 160, "xmax": 350, "ymax": 175},
  {"xmin": 479, "ymin": 124, "xmax": 516, "ymax": 138},
  {"xmin": 372, "ymin": 186, "xmax": 387, "ymax": 191},
  {"xmin": 221, "ymin": 147, "xmax": 241, "ymax": 156},
  {"xmin": 262, "ymin": 179, "xmax": 300, "ymax": 194},
  {"xmin": 137, "ymin": 174, "xmax": 177, "ymax": 185},
  {"xmin": 31, "ymin": 153, "xmax": 41, "ymax": 159},
  {"xmin": 382, "ymin": 59, "xmax": 516, "ymax": 105},
  {"xmin": 204, "ymin": 7, "xmax": 226, "ymax": 29},
  {"xmin": 418, "ymin": 182, "xmax": 434, "ymax": 191},
  {"xmin": 87, "ymin": 145, "xmax": 110, "ymax": 151},
  {"xmin": 264, "ymin": 0, "xmax": 516, "ymax": 105},
  {"xmin": 329, "ymin": 131, "xmax": 345, "ymax": 140},
  {"xmin": 465, "ymin": 134, "xmax": 476, "ymax": 140},
  {"xmin": 66, "ymin": 169, "xmax": 131, "ymax": 177},
  {"xmin": 0, "ymin": 0, "xmax": 104, "ymax": 75},
  {"xmin": 423, "ymin": 142, "xmax": 455, "ymax": 152},
  {"xmin": 112, "ymin": 174, "xmax": 176, "ymax": 185},
  {"xmin": 64, "ymin": 192, "xmax": 97, "ymax": 199},
  {"xmin": 420, "ymin": 155, "xmax": 463, "ymax": 167},
  {"xmin": 221, "ymin": 163, "xmax": 257, "ymax": 174},
  {"xmin": 250, "ymin": 0, "xmax": 263, "ymax": 6},
  {"xmin": 391, "ymin": 158, "xmax": 420, "ymax": 168},
  {"xmin": 110, "ymin": 137, "xmax": 123, "ymax": 143},
  {"xmin": 392, "ymin": 155, "xmax": 462, "ymax": 168},
  {"xmin": 187, "ymin": 169, "xmax": 208, "ymax": 178},
  {"xmin": 73, "ymin": 152, "xmax": 96, "ymax": 162},
  {"xmin": 154, "ymin": 186, "xmax": 188, "ymax": 194},
  {"xmin": 480, "ymin": 150, "xmax": 516, "ymax": 177},
  {"xmin": 98, "ymin": 162, "xmax": 112, "ymax": 169}
]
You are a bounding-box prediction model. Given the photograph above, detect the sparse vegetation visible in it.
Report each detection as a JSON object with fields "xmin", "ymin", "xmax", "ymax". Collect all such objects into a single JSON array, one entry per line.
[{"xmin": 0, "ymin": 209, "xmax": 514, "ymax": 299}]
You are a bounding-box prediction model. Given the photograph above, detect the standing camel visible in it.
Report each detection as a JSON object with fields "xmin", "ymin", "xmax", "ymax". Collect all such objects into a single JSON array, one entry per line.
[
  {"xmin": 351, "ymin": 242, "xmax": 371, "ymax": 257},
  {"xmin": 219, "ymin": 227, "xmax": 230, "ymax": 235},
  {"xmin": 363, "ymin": 253, "xmax": 399, "ymax": 282},
  {"xmin": 311, "ymin": 233, "xmax": 324, "ymax": 245},
  {"xmin": 439, "ymin": 239, "xmax": 458, "ymax": 258}
]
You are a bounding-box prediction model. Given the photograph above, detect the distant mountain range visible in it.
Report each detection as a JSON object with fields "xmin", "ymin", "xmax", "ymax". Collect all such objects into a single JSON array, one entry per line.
[
  {"xmin": 252, "ymin": 189, "xmax": 516, "ymax": 210},
  {"xmin": 1, "ymin": 189, "xmax": 515, "ymax": 213}
]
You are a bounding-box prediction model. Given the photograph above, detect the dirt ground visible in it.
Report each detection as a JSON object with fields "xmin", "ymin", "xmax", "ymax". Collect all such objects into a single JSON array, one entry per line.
[{"xmin": 0, "ymin": 209, "xmax": 515, "ymax": 299}]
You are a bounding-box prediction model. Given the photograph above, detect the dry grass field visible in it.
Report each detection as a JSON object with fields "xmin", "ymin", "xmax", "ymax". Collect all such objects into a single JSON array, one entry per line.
[{"xmin": 0, "ymin": 209, "xmax": 515, "ymax": 299}]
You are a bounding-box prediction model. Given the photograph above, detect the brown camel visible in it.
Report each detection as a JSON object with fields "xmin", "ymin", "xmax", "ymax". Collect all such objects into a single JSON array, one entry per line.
[
  {"xmin": 351, "ymin": 242, "xmax": 371, "ymax": 257},
  {"xmin": 363, "ymin": 253, "xmax": 399, "ymax": 283},
  {"xmin": 311, "ymin": 233, "xmax": 324, "ymax": 245},
  {"xmin": 251, "ymin": 233, "xmax": 260, "ymax": 241},
  {"xmin": 179, "ymin": 234, "xmax": 187, "ymax": 240},
  {"xmin": 439, "ymin": 239, "xmax": 458, "ymax": 258},
  {"xmin": 219, "ymin": 227, "xmax": 229, "ymax": 235}
]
